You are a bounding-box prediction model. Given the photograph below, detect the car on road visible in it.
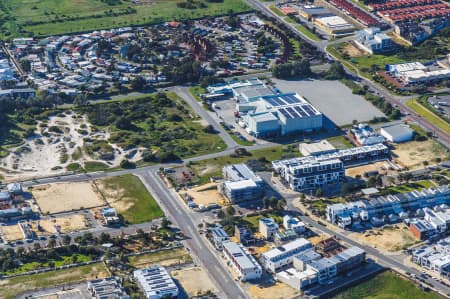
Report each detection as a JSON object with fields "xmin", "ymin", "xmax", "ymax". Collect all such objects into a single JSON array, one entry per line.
[
  {"xmin": 39, "ymin": 236, "xmax": 47, "ymax": 241},
  {"xmin": 16, "ymin": 240, "xmax": 23, "ymax": 245}
]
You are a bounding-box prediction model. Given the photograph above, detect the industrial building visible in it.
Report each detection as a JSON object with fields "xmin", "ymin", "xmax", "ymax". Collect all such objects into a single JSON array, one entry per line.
[
  {"xmin": 299, "ymin": 5, "xmax": 333, "ymax": 21},
  {"xmin": 276, "ymin": 246, "xmax": 366, "ymax": 290},
  {"xmin": 133, "ymin": 265, "xmax": 179, "ymax": 299},
  {"xmin": 350, "ymin": 123, "xmax": 386, "ymax": 146},
  {"xmin": 261, "ymin": 238, "xmax": 313, "ymax": 273},
  {"xmin": 87, "ymin": 277, "xmax": 130, "ymax": 299},
  {"xmin": 273, "ymin": 144, "xmax": 389, "ymax": 192},
  {"xmin": 220, "ymin": 164, "xmax": 264, "ymax": 203},
  {"xmin": 299, "ymin": 140, "xmax": 336, "ymax": 156},
  {"xmin": 259, "ymin": 217, "xmax": 279, "ymax": 239},
  {"xmin": 386, "ymin": 62, "xmax": 450, "ymax": 85},
  {"xmin": 380, "ymin": 124, "xmax": 414, "ymax": 143},
  {"xmin": 354, "ymin": 27, "xmax": 393, "ymax": 54},
  {"xmin": 211, "ymin": 227, "xmax": 229, "ymax": 250},
  {"xmin": 326, "ymin": 185, "xmax": 450, "ymax": 228},
  {"xmin": 412, "ymin": 236, "xmax": 450, "ymax": 279},
  {"xmin": 222, "ymin": 241, "xmax": 262, "ymax": 281},
  {"xmin": 239, "ymin": 93, "xmax": 323, "ymax": 137},
  {"xmin": 314, "ymin": 16, "xmax": 355, "ymax": 36}
]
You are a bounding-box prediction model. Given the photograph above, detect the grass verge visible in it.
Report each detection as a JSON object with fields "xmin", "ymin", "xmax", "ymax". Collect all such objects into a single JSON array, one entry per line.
[
  {"xmin": 97, "ymin": 174, "xmax": 164, "ymax": 224},
  {"xmin": 406, "ymin": 99, "xmax": 450, "ymax": 135}
]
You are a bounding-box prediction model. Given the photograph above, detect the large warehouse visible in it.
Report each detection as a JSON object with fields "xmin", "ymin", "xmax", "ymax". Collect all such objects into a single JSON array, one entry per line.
[{"xmin": 238, "ymin": 93, "xmax": 323, "ymax": 137}]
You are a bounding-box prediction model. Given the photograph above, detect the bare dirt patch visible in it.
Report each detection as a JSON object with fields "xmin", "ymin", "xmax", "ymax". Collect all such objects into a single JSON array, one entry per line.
[
  {"xmin": 344, "ymin": 42, "xmax": 365, "ymax": 57},
  {"xmin": 32, "ymin": 182, "xmax": 106, "ymax": 214},
  {"xmin": 0, "ymin": 224, "xmax": 23, "ymax": 241},
  {"xmin": 392, "ymin": 140, "xmax": 448, "ymax": 169},
  {"xmin": 248, "ymin": 282, "xmax": 301, "ymax": 299},
  {"xmin": 30, "ymin": 214, "xmax": 90, "ymax": 235},
  {"xmin": 129, "ymin": 248, "xmax": 193, "ymax": 269},
  {"xmin": 345, "ymin": 161, "xmax": 391, "ymax": 177},
  {"xmin": 348, "ymin": 224, "xmax": 419, "ymax": 252},
  {"xmin": 183, "ymin": 182, "xmax": 227, "ymax": 206},
  {"xmin": 171, "ymin": 267, "xmax": 218, "ymax": 296},
  {"xmin": 96, "ymin": 180, "xmax": 133, "ymax": 213}
]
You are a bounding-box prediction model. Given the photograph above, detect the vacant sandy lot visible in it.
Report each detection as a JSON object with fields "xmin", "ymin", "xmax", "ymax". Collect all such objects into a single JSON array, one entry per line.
[
  {"xmin": 30, "ymin": 215, "xmax": 89, "ymax": 235},
  {"xmin": 346, "ymin": 161, "xmax": 390, "ymax": 177},
  {"xmin": 392, "ymin": 140, "xmax": 447, "ymax": 169},
  {"xmin": 96, "ymin": 180, "xmax": 133, "ymax": 214},
  {"xmin": 248, "ymin": 282, "xmax": 301, "ymax": 299},
  {"xmin": 344, "ymin": 42, "xmax": 365, "ymax": 56},
  {"xmin": 172, "ymin": 267, "xmax": 218, "ymax": 296},
  {"xmin": 183, "ymin": 183, "xmax": 227, "ymax": 206},
  {"xmin": 32, "ymin": 182, "xmax": 106, "ymax": 214},
  {"xmin": 0, "ymin": 224, "xmax": 24, "ymax": 241},
  {"xmin": 129, "ymin": 248, "xmax": 193, "ymax": 269},
  {"xmin": 348, "ymin": 224, "xmax": 418, "ymax": 252}
]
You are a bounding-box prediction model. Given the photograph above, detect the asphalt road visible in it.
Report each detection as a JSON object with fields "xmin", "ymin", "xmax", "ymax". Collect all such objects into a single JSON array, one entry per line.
[
  {"xmin": 288, "ymin": 201, "xmax": 450, "ymax": 297},
  {"xmin": 138, "ymin": 169, "xmax": 249, "ymax": 299}
]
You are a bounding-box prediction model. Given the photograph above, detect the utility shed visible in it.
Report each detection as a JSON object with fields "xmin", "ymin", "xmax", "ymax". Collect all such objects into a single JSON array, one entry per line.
[{"xmin": 380, "ymin": 124, "xmax": 414, "ymax": 143}]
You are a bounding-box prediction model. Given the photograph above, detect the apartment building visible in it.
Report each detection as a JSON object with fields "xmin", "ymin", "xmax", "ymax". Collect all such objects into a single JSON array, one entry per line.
[
  {"xmin": 223, "ymin": 241, "xmax": 262, "ymax": 281},
  {"xmin": 220, "ymin": 164, "xmax": 264, "ymax": 203},
  {"xmin": 261, "ymin": 238, "xmax": 312, "ymax": 273},
  {"xmin": 259, "ymin": 218, "xmax": 279, "ymax": 240}
]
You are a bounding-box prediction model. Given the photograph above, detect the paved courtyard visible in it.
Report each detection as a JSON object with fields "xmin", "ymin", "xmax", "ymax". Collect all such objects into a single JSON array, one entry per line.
[{"xmin": 272, "ymin": 79, "xmax": 385, "ymax": 126}]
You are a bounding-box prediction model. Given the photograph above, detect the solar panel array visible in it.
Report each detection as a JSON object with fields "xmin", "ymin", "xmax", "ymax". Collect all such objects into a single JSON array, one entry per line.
[
  {"xmin": 277, "ymin": 104, "xmax": 319, "ymax": 119},
  {"xmin": 282, "ymin": 94, "xmax": 300, "ymax": 104},
  {"xmin": 262, "ymin": 94, "xmax": 320, "ymax": 119}
]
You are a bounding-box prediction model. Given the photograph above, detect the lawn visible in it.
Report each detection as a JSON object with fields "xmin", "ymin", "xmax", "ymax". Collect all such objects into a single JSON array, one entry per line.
[
  {"xmin": 190, "ymin": 143, "xmax": 301, "ymax": 183},
  {"xmin": 295, "ymin": 24, "xmax": 320, "ymax": 42},
  {"xmin": 327, "ymin": 136, "xmax": 354, "ymax": 149},
  {"xmin": 0, "ymin": 262, "xmax": 109, "ymax": 299},
  {"xmin": 332, "ymin": 271, "xmax": 443, "ymax": 299},
  {"xmin": 97, "ymin": 174, "xmax": 164, "ymax": 224},
  {"xmin": 241, "ymin": 212, "xmax": 283, "ymax": 231},
  {"xmin": 83, "ymin": 161, "xmax": 110, "ymax": 172},
  {"xmin": 406, "ymin": 99, "xmax": 450, "ymax": 135},
  {"xmin": 1, "ymin": 0, "xmax": 252, "ymax": 38},
  {"xmin": 189, "ymin": 86, "xmax": 206, "ymax": 102},
  {"xmin": 327, "ymin": 43, "xmax": 406, "ymax": 79},
  {"xmin": 230, "ymin": 133, "xmax": 254, "ymax": 146},
  {"xmin": 269, "ymin": 5, "xmax": 285, "ymax": 17},
  {"xmin": 3, "ymin": 253, "xmax": 92, "ymax": 276},
  {"xmin": 382, "ymin": 180, "xmax": 435, "ymax": 195},
  {"xmin": 128, "ymin": 248, "xmax": 192, "ymax": 268}
]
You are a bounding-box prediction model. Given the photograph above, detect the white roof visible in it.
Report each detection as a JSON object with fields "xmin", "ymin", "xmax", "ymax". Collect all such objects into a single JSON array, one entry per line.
[
  {"xmin": 263, "ymin": 238, "xmax": 311, "ymax": 259},
  {"xmin": 224, "ymin": 179, "xmax": 257, "ymax": 190}
]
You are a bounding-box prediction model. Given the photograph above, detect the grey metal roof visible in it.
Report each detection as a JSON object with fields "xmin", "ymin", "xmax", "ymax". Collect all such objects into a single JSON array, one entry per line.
[{"xmin": 381, "ymin": 124, "xmax": 413, "ymax": 138}]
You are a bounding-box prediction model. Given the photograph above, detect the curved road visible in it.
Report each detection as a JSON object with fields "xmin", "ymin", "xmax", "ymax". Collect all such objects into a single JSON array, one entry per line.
[{"xmin": 244, "ymin": 0, "xmax": 450, "ymax": 148}]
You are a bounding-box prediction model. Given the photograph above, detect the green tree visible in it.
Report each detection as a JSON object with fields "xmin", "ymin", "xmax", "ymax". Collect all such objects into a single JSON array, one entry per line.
[
  {"xmin": 62, "ymin": 235, "xmax": 71, "ymax": 246},
  {"xmin": 315, "ymin": 188, "xmax": 323, "ymax": 198},
  {"xmin": 226, "ymin": 206, "xmax": 235, "ymax": 216},
  {"xmin": 161, "ymin": 217, "xmax": 171, "ymax": 229}
]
